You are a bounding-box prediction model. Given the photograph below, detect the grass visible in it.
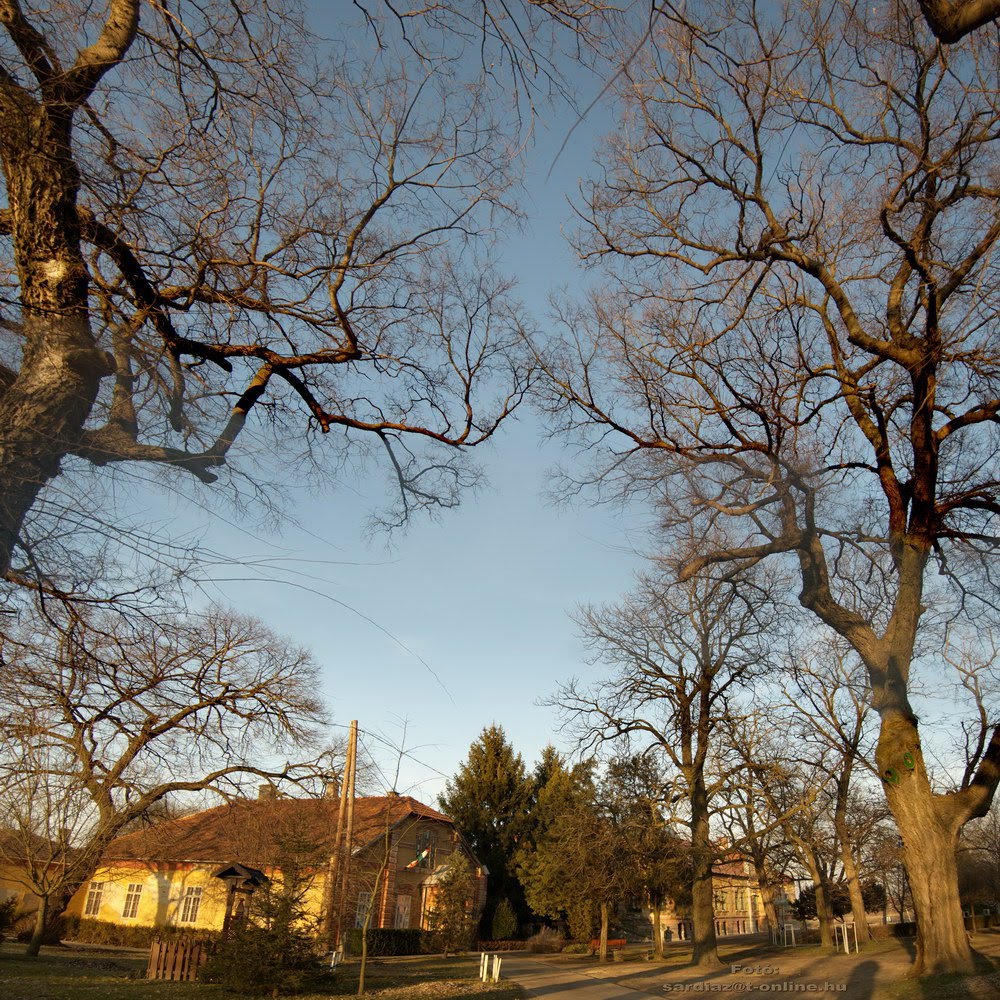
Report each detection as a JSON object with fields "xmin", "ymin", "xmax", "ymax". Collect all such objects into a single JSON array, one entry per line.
[{"xmin": 0, "ymin": 943, "xmax": 525, "ymax": 1000}]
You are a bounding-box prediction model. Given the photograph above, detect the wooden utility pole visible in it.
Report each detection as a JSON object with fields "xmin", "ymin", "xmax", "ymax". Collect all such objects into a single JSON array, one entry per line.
[
  {"xmin": 324, "ymin": 719, "xmax": 357, "ymax": 951},
  {"xmin": 342, "ymin": 721, "xmax": 358, "ymax": 937}
]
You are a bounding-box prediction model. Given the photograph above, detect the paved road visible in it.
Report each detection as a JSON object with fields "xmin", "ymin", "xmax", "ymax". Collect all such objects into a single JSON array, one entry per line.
[{"xmin": 500, "ymin": 954, "xmax": 658, "ymax": 1000}]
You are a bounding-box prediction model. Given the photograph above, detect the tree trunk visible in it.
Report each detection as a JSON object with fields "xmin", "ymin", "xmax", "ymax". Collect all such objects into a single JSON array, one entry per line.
[
  {"xmin": 801, "ymin": 846, "xmax": 834, "ymax": 949},
  {"xmin": 652, "ymin": 900, "xmax": 664, "ymax": 958},
  {"xmin": 840, "ymin": 844, "xmax": 871, "ymax": 943},
  {"xmin": 878, "ymin": 715, "xmax": 975, "ymax": 975},
  {"xmin": 689, "ymin": 781, "xmax": 721, "ymax": 968},
  {"xmin": 762, "ymin": 892, "xmax": 778, "ymax": 938},
  {"xmin": 746, "ymin": 847, "xmax": 778, "ymax": 937},
  {"xmin": 0, "ymin": 107, "xmax": 108, "ymax": 577},
  {"xmin": 25, "ymin": 898, "xmax": 49, "ymax": 958},
  {"xmin": 814, "ymin": 879, "xmax": 834, "ymax": 949},
  {"xmin": 598, "ymin": 901, "xmax": 609, "ymax": 962},
  {"xmin": 834, "ymin": 757, "xmax": 870, "ymax": 943}
]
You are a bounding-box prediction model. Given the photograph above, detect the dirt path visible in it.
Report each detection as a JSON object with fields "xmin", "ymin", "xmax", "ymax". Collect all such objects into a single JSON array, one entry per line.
[{"xmin": 501, "ymin": 933, "xmax": 1000, "ymax": 1000}]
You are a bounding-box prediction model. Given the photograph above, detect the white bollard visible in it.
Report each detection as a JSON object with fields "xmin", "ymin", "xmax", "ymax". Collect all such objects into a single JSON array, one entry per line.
[{"xmin": 492, "ymin": 954, "xmax": 502, "ymax": 982}]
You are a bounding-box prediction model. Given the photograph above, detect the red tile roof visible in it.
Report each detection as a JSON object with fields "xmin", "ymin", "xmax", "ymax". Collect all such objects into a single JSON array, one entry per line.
[{"xmin": 104, "ymin": 795, "xmax": 453, "ymax": 867}]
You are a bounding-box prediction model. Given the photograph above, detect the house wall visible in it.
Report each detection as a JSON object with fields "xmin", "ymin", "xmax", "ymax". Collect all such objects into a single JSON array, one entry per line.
[
  {"xmin": 647, "ymin": 865, "xmax": 795, "ymax": 941},
  {"xmin": 66, "ymin": 862, "xmax": 233, "ymax": 931},
  {"xmin": 343, "ymin": 818, "xmax": 487, "ymax": 932},
  {"xmin": 0, "ymin": 861, "xmax": 41, "ymax": 912}
]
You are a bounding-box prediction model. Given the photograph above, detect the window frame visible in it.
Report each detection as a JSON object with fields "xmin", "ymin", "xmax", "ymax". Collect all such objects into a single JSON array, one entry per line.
[
  {"xmin": 122, "ymin": 883, "xmax": 143, "ymax": 919},
  {"xmin": 84, "ymin": 881, "xmax": 104, "ymax": 917},
  {"xmin": 179, "ymin": 885, "xmax": 203, "ymax": 924},
  {"xmin": 355, "ymin": 890, "xmax": 373, "ymax": 928}
]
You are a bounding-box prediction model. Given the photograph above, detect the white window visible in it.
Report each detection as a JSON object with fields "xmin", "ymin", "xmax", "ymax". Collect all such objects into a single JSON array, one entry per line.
[
  {"xmin": 355, "ymin": 891, "xmax": 373, "ymax": 928},
  {"xmin": 122, "ymin": 883, "xmax": 143, "ymax": 919},
  {"xmin": 84, "ymin": 882, "xmax": 104, "ymax": 917},
  {"xmin": 394, "ymin": 895, "xmax": 411, "ymax": 929},
  {"xmin": 180, "ymin": 886, "xmax": 203, "ymax": 924}
]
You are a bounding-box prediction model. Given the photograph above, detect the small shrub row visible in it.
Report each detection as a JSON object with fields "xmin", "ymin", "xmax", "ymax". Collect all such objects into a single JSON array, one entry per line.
[
  {"xmin": 63, "ymin": 916, "xmax": 221, "ymax": 949},
  {"xmin": 346, "ymin": 927, "xmax": 426, "ymax": 956},
  {"xmin": 476, "ymin": 939, "xmax": 527, "ymax": 951},
  {"xmin": 561, "ymin": 942, "xmax": 591, "ymax": 954}
]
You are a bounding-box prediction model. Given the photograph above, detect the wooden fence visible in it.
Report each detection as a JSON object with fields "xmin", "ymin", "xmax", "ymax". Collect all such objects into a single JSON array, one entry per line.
[{"xmin": 146, "ymin": 937, "xmax": 212, "ymax": 981}]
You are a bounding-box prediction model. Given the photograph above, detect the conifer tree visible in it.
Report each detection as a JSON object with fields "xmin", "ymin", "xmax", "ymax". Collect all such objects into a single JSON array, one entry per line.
[
  {"xmin": 516, "ymin": 758, "xmax": 639, "ymax": 961},
  {"xmin": 439, "ymin": 726, "xmax": 532, "ymax": 933},
  {"xmin": 427, "ymin": 852, "xmax": 476, "ymax": 956}
]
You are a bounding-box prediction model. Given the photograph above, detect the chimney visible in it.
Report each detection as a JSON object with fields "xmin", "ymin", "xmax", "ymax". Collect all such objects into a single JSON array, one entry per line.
[{"xmin": 324, "ymin": 778, "xmax": 339, "ymax": 799}]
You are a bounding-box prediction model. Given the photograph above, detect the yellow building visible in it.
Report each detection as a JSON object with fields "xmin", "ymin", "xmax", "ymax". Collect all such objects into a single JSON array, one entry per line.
[
  {"xmin": 648, "ymin": 854, "xmax": 793, "ymax": 942},
  {"xmin": 66, "ymin": 792, "xmax": 487, "ymax": 939}
]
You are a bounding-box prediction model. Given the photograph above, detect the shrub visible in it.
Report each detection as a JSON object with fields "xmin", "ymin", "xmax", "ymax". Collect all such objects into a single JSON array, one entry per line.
[
  {"xmin": 201, "ymin": 920, "xmax": 329, "ymax": 995},
  {"xmin": 0, "ymin": 899, "xmax": 17, "ymax": 941},
  {"xmin": 346, "ymin": 927, "xmax": 425, "ymax": 956},
  {"xmin": 525, "ymin": 927, "xmax": 564, "ymax": 953},
  {"xmin": 476, "ymin": 939, "xmax": 527, "ymax": 952},
  {"xmin": 490, "ymin": 898, "xmax": 518, "ymax": 940},
  {"xmin": 561, "ymin": 942, "xmax": 591, "ymax": 954},
  {"xmin": 13, "ymin": 911, "xmax": 67, "ymax": 946}
]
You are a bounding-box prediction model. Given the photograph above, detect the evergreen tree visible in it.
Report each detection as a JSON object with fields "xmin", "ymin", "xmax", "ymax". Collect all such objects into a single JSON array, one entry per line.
[
  {"xmin": 439, "ymin": 725, "xmax": 532, "ymax": 933},
  {"xmin": 201, "ymin": 827, "xmax": 328, "ymax": 995},
  {"xmin": 491, "ymin": 897, "xmax": 518, "ymax": 940},
  {"xmin": 516, "ymin": 758, "xmax": 639, "ymax": 960},
  {"xmin": 427, "ymin": 852, "xmax": 476, "ymax": 956},
  {"xmin": 603, "ymin": 755, "xmax": 691, "ymax": 958}
]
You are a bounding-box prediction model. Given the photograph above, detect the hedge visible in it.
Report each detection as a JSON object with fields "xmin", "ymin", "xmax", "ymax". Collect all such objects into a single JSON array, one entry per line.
[
  {"xmin": 62, "ymin": 917, "xmax": 221, "ymax": 949},
  {"xmin": 475, "ymin": 940, "xmax": 527, "ymax": 952},
  {"xmin": 868, "ymin": 922, "xmax": 916, "ymax": 940},
  {"xmin": 346, "ymin": 927, "xmax": 426, "ymax": 956}
]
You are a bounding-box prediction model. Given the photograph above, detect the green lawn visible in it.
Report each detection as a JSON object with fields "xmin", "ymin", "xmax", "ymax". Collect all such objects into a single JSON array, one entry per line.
[{"xmin": 0, "ymin": 943, "xmax": 525, "ymax": 1000}]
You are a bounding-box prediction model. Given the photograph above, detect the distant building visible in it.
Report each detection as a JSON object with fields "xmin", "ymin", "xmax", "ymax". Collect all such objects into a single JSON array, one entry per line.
[{"xmin": 644, "ymin": 854, "xmax": 794, "ymax": 942}]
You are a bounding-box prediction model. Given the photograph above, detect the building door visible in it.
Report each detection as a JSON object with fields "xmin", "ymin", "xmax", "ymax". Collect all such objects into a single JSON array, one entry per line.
[{"xmin": 395, "ymin": 895, "xmax": 411, "ymax": 928}]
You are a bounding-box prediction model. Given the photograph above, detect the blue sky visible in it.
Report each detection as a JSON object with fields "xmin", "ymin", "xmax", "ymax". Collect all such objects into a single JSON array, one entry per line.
[{"xmin": 190, "ymin": 415, "xmax": 652, "ymax": 802}]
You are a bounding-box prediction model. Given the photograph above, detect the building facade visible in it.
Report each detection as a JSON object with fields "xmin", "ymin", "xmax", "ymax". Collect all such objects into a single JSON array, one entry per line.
[{"xmin": 64, "ymin": 792, "xmax": 487, "ymax": 941}]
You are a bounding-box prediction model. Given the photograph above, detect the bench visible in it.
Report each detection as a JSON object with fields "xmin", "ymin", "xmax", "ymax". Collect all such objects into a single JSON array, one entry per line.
[{"xmin": 588, "ymin": 937, "xmax": 626, "ymax": 955}]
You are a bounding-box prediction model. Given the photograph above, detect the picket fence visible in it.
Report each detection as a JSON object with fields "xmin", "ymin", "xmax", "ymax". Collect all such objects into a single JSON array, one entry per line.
[{"xmin": 146, "ymin": 937, "xmax": 212, "ymax": 981}]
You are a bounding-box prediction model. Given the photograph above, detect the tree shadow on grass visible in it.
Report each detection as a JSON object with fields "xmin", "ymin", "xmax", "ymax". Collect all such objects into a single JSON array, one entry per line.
[
  {"xmin": 843, "ymin": 960, "xmax": 878, "ymax": 1000},
  {"xmin": 917, "ymin": 948, "xmax": 1000, "ymax": 1000}
]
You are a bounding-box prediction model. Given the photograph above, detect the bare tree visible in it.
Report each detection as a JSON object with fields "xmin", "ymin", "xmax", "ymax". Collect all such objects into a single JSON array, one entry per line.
[
  {"xmin": 781, "ymin": 648, "xmax": 877, "ymax": 941},
  {"xmin": 729, "ymin": 720, "xmax": 843, "ymax": 948},
  {"xmin": 0, "ymin": 1, "xmax": 538, "ymax": 595},
  {"xmin": 0, "ymin": 601, "xmax": 331, "ymax": 955},
  {"xmin": 536, "ymin": 0, "xmax": 1000, "ymax": 974},
  {"xmin": 558, "ymin": 566, "xmax": 779, "ymax": 968},
  {"xmin": 716, "ymin": 759, "xmax": 794, "ymax": 940}
]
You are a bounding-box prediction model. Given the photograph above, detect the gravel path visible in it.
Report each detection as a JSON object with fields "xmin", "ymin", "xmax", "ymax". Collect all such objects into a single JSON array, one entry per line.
[{"xmin": 499, "ymin": 933, "xmax": 1000, "ymax": 1000}]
